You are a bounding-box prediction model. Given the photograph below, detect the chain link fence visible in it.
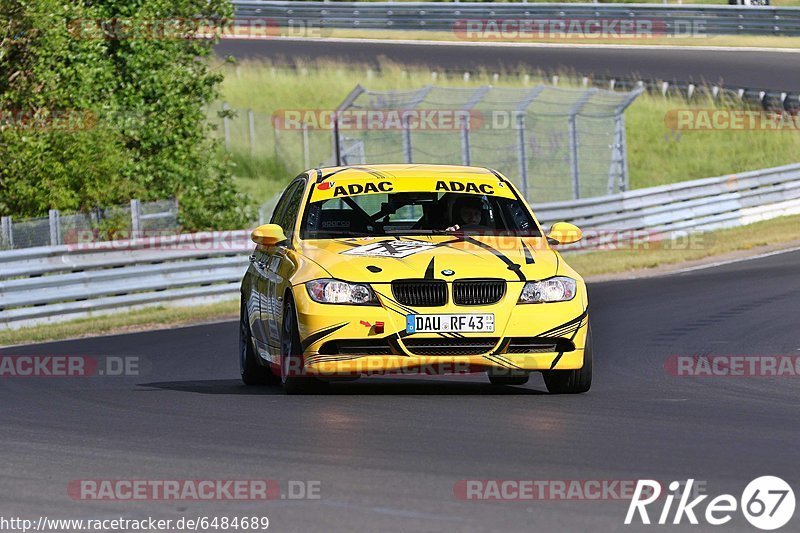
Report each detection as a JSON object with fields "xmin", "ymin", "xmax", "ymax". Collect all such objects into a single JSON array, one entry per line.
[
  {"xmin": 267, "ymin": 84, "xmax": 641, "ymax": 203},
  {"xmin": 0, "ymin": 199, "xmax": 179, "ymax": 250}
]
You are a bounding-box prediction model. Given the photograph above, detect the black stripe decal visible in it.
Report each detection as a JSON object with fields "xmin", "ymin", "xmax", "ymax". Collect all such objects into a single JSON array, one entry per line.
[
  {"xmin": 425, "ymin": 257, "xmax": 435, "ymax": 279},
  {"xmin": 521, "ymin": 240, "xmax": 535, "ymax": 264},
  {"xmin": 320, "ymin": 168, "xmax": 349, "ymax": 180},
  {"xmin": 301, "ymin": 322, "xmax": 348, "ymax": 351},
  {"xmin": 536, "ymin": 309, "xmax": 588, "ymax": 338},
  {"xmin": 490, "ymin": 338, "xmax": 511, "ymax": 356},
  {"xmin": 549, "ymin": 311, "xmax": 588, "ymax": 369},
  {"xmin": 463, "ymin": 236, "xmax": 526, "ymax": 282},
  {"xmin": 335, "ymin": 239, "xmax": 361, "ymax": 248}
]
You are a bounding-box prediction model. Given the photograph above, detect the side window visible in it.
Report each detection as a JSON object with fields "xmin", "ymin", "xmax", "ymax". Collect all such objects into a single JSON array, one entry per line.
[
  {"xmin": 270, "ymin": 182, "xmax": 300, "ymax": 227},
  {"xmin": 273, "ymin": 181, "xmax": 306, "ymax": 241}
]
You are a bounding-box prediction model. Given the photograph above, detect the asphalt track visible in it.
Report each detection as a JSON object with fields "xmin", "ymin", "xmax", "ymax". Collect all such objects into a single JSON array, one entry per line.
[
  {"xmin": 215, "ymin": 38, "xmax": 800, "ymax": 92},
  {"xmin": 2, "ymin": 248, "xmax": 799, "ymax": 532}
]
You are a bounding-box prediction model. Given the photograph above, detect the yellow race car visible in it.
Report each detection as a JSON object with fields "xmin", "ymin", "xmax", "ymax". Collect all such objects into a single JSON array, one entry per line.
[{"xmin": 239, "ymin": 164, "xmax": 590, "ymax": 394}]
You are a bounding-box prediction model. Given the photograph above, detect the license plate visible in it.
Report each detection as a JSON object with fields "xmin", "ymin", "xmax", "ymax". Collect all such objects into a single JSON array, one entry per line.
[{"xmin": 406, "ymin": 314, "xmax": 494, "ymax": 333}]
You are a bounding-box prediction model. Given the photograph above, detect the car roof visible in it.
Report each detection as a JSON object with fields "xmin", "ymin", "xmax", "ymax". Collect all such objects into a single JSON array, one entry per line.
[{"xmin": 309, "ymin": 164, "xmax": 502, "ymax": 182}]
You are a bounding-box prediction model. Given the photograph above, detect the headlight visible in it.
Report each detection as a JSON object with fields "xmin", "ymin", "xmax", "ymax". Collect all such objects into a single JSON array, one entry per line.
[
  {"xmin": 306, "ymin": 279, "xmax": 378, "ymax": 305},
  {"xmin": 518, "ymin": 277, "xmax": 577, "ymax": 303}
]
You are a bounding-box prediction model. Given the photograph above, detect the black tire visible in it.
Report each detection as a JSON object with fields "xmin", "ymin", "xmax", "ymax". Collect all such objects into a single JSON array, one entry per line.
[
  {"xmin": 542, "ymin": 323, "xmax": 593, "ymax": 394},
  {"xmin": 487, "ymin": 371, "xmax": 530, "ymax": 386},
  {"xmin": 240, "ymin": 299, "xmax": 279, "ymax": 386},
  {"xmin": 280, "ymin": 298, "xmax": 324, "ymax": 395}
]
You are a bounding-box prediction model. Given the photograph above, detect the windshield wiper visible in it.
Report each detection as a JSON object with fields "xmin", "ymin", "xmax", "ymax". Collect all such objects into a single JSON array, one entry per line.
[
  {"xmin": 306, "ymin": 231, "xmax": 374, "ymax": 238},
  {"xmin": 383, "ymin": 229, "xmax": 452, "ymax": 235}
]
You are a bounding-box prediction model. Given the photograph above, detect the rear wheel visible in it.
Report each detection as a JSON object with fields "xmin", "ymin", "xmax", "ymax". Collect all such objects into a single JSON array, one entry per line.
[
  {"xmin": 240, "ymin": 299, "xmax": 278, "ymax": 386},
  {"xmin": 542, "ymin": 323, "xmax": 593, "ymax": 394},
  {"xmin": 280, "ymin": 298, "xmax": 324, "ymax": 394}
]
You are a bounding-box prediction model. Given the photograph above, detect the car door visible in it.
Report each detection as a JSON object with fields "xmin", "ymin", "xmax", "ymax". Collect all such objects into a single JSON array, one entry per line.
[
  {"xmin": 265, "ymin": 179, "xmax": 306, "ymax": 352},
  {"xmin": 249, "ymin": 181, "xmax": 299, "ymax": 359}
]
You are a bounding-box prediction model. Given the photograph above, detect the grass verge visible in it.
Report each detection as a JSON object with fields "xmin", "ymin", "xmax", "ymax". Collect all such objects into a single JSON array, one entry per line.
[
  {"xmin": 4, "ymin": 215, "xmax": 799, "ymax": 346},
  {"xmin": 214, "ymin": 59, "xmax": 800, "ymax": 205},
  {"xmin": 0, "ymin": 299, "xmax": 238, "ymax": 348}
]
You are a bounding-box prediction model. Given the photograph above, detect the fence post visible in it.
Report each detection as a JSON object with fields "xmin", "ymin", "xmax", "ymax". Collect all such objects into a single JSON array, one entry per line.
[
  {"xmin": 402, "ymin": 113, "xmax": 413, "ymax": 164},
  {"xmin": 460, "ymin": 117, "xmax": 471, "ymax": 166},
  {"xmin": 49, "ymin": 209, "xmax": 61, "ymax": 246},
  {"xmin": 607, "ymin": 116, "xmax": 625, "ymax": 195},
  {"xmin": 620, "ymin": 115, "xmax": 630, "ymax": 192},
  {"xmin": 333, "ymin": 113, "xmax": 342, "ymax": 165},
  {"xmin": 516, "ymin": 113, "xmax": 528, "ymax": 199},
  {"xmin": 222, "ymin": 102, "xmax": 231, "ymax": 151},
  {"xmin": 302, "ymin": 123, "xmax": 311, "ymax": 169},
  {"xmin": 248, "ymin": 109, "xmax": 256, "ymax": 157},
  {"xmin": 130, "ymin": 199, "xmax": 141, "ymax": 236},
  {"xmin": 1, "ymin": 216, "xmax": 12, "ymax": 249},
  {"xmin": 568, "ymin": 114, "xmax": 580, "ymax": 200}
]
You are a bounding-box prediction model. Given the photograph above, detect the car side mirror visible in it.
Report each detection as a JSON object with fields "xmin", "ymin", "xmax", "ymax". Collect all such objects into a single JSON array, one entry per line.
[
  {"xmin": 251, "ymin": 224, "xmax": 287, "ymax": 247},
  {"xmin": 547, "ymin": 222, "xmax": 582, "ymax": 245}
]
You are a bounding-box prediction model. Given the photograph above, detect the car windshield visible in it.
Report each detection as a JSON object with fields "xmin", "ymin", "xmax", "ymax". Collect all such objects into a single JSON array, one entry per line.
[{"xmin": 302, "ymin": 190, "xmax": 541, "ymax": 239}]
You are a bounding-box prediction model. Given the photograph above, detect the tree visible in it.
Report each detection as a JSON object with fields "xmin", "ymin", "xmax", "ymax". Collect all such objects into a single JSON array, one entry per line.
[{"xmin": 0, "ymin": 0, "xmax": 253, "ymax": 230}]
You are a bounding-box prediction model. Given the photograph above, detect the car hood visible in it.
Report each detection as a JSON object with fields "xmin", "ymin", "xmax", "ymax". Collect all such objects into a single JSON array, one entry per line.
[{"xmin": 296, "ymin": 235, "xmax": 558, "ymax": 282}]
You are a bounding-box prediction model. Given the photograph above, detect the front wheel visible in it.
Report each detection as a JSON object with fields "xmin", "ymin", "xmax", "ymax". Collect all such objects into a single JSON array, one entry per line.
[
  {"xmin": 542, "ymin": 323, "xmax": 593, "ymax": 394},
  {"xmin": 280, "ymin": 298, "xmax": 324, "ymax": 394}
]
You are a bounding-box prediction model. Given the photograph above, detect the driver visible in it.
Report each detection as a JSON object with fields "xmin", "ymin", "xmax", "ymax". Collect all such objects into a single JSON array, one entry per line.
[{"xmin": 446, "ymin": 195, "xmax": 488, "ymax": 232}]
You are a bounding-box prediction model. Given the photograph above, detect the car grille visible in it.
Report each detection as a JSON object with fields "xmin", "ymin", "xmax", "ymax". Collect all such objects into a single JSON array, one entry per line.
[
  {"xmin": 506, "ymin": 338, "xmax": 575, "ymax": 354},
  {"xmin": 453, "ymin": 279, "xmax": 506, "ymax": 305},
  {"xmin": 392, "ymin": 280, "xmax": 447, "ymax": 307},
  {"xmin": 401, "ymin": 337, "xmax": 499, "ymax": 356}
]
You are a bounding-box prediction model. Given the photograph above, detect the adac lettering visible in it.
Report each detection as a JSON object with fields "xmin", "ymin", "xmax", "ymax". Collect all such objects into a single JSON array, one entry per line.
[
  {"xmin": 333, "ymin": 181, "xmax": 394, "ymax": 197},
  {"xmin": 435, "ymin": 181, "xmax": 494, "ymax": 194}
]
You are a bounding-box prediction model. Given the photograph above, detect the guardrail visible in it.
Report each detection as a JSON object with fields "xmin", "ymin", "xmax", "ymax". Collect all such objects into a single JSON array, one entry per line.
[
  {"xmin": 1, "ymin": 163, "xmax": 799, "ymax": 329},
  {"xmin": 0, "ymin": 232, "xmax": 251, "ymax": 329},
  {"xmin": 232, "ymin": 1, "xmax": 800, "ymax": 36},
  {"xmin": 533, "ymin": 162, "xmax": 800, "ymax": 248}
]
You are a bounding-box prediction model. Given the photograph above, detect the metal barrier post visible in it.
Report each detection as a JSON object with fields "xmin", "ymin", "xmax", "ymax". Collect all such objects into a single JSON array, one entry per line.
[
  {"xmin": 1, "ymin": 216, "xmax": 12, "ymax": 249},
  {"xmin": 49, "ymin": 209, "xmax": 61, "ymax": 246},
  {"xmin": 131, "ymin": 199, "xmax": 141, "ymax": 236}
]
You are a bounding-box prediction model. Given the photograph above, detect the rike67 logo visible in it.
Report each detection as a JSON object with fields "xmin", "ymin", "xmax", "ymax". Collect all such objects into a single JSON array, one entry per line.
[{"xmin": 626, "ymin": 477, "xmax": 795, "ymax": 530}]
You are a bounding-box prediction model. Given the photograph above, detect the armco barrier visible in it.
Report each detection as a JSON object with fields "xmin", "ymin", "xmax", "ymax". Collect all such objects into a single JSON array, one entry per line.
[
  {"xmin": 1, "ymin": 163, "xmax": 799, "ymax": 329},
  {"xmin": 0, "ymin": 231, "xmax": 252, "ymax": 329},
  {"xmin": 232, "ymin": 1, "xmax": 800, "ymax": 36}
]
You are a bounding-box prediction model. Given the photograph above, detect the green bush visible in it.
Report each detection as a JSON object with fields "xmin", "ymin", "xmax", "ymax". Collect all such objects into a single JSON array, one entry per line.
[{"xmin": 0, "ymin": 0, "xmax": 254, "ymax": 230}]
